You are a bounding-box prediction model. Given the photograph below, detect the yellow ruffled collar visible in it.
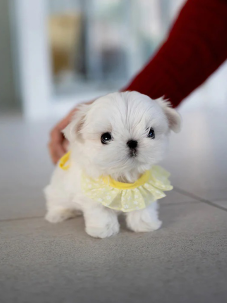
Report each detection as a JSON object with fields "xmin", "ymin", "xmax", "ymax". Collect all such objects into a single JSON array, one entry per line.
[
  {"xmin": 102, "ymin": 170, "xmax": 150, "ymax": 190},
  {"xmin": 59, "ymin": 152, "xmax": 173, "ymax": 212}
]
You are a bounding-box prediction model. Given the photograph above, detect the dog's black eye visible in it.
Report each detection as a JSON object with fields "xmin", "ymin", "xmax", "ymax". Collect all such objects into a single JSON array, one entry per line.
[
  {"xmin": 147, "ymin": 128, "xmax": 155, "ymax": 139},
  {"xmin": 101, "ymin": 132, "xmax": 112, "ymax": 144}
]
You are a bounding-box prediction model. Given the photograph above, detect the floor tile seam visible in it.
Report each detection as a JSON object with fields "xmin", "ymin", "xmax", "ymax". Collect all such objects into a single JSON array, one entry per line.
[
  {"xmin": 0, "ymin": 215, "xmax": 43, "ymax": 223},
  {"xmin": 174, "ymin": 187, "xmax": 227, "ymax": 212},
  {"xmin": 0, "ymin": 201, "xmax": 202, "ymax": 223}
]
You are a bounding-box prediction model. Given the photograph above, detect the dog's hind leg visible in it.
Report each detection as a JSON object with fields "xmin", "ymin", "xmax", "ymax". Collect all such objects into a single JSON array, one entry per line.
[
  {"xmin": 45, "ymin": 207, "xmax": 77, "ymax": 223},
  {"xmin": 44, "ymin": 185, "xmax": 77, "ymax": 223}
]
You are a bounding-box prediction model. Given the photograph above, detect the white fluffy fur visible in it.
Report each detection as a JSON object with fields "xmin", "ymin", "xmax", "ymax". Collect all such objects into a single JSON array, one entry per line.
[{"xmin": 45, "ymin": 92, "xmax": 181, "ymax": 238}]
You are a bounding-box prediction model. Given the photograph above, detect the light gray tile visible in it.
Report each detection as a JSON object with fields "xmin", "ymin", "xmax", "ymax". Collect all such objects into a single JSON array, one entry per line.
[
  {"xmin": 0, "ymin": 116, "xmax": 55, "ymax": 220},
  {"xmin": 1, "ymin": 108, "xmax": 227, "ymax": 303},
  {"xmin": 161, "ymin": 109, "xmax": 227, "ymax": 201},
  {"xmin": 160, "ymin": 189, "xmax": 198, "ymax": 206},
  {"xmin": 0, "ymin": 188, "xmax": 197, "ymax": 221},
  {"xmin": 0, "ymin": 202, "xmax": 227, "ymax": 303},
  {"xmin": 0, "ymin": 192, "xmax": 45, "ymax": 221},
  {"xmin": 211, "ymin": 200, "xmax": 227, "ymax": 210}
]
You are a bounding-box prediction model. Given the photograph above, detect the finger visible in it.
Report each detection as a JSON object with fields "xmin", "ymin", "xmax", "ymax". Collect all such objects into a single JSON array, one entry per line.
[
  {"xmin": 57, "ymin": 110, "xmax": 77, "ymax": 131},
  {"xmin": 50, "ymin": 127, "xmax": 63, "ymax": 143},
  {"xmin": 48, "ymin": 142, "xmax": 58, "ymax": 164},
  {"xmin": 57, "ymin": 116, "xmax": 72, "ymax": 130},
  {"xmin": 55, "ymin": 143, "xmax": 66, "ymax": 158},
  {"xmin": 48, "ymin": 141, "xmax": 65, "ymax": 164},
  {"xmin": 48, "ymin": 108, "xmax": 78, "ymax": 163},
  {"xmin": 62, "ymin": 139, "xmax": 69, "ymax": 151}
]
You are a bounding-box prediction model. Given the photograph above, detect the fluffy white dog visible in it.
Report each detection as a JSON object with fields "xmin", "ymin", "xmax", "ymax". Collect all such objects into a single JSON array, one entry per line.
[{"xmin": 45, "ymin": 91, "xmax": 181, "ymax": 238}]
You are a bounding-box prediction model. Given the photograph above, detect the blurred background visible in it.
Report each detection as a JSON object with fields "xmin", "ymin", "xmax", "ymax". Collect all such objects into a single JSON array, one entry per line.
[
  {"xmin": 1, "ymin": 3, "xmax": 227, "ymax": 301},
  {"xmin": 1, "ymin": 0, "xmax": 227, "ymax": 207},
  {"xmin": 1, "ymin": 0, "xmax": 227, "ymax": 120}
]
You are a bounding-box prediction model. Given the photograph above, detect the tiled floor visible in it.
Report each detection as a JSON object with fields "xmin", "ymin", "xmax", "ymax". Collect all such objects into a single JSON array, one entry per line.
[{"xmin": 0, "ymin": 106, "xmax": 227, "ymax": 303}]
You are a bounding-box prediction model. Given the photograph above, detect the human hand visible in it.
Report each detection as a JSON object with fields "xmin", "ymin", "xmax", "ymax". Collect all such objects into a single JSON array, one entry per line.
[
  {"xmin": 48, "ymin": 108, "xmax": 77, "ymax": 164},
  {"xmin": 48, "ymin": 100, "xmax": 95, "ymax": 164}
]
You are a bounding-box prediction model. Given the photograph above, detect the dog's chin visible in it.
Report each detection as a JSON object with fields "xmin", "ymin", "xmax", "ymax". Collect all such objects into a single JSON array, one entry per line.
[
  {"xmin": 77, "ymin": 143, "xmax": 165, "ymax": 182},
  {"xmin": 92, "ymin": 156, "xmax": 158, "ymax": 183}
]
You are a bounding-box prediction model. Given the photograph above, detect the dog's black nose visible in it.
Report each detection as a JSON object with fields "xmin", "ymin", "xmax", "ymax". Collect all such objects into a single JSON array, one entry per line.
[{"xmin": 127, "ymin": 140, "xmax": 138, "ymax": 149}]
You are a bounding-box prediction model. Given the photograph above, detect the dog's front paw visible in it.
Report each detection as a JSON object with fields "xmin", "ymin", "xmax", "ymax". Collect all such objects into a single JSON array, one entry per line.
[
  {"xmin": 126, "ymin": 204, "xmax": 162, "ymax": 232},
  {"xmin": 45, "ymin": 208, "xmax": 76, "ymax": 223},
  {"xmin": 128, "ymin": 217, "xmax": 162, "ymax": 232},
  {"xmin": 137, "ymin": 219, "xmax": 162, "ymax": 232},
  {"xmin": 86, "ymin": 221, "xmax": 119, "ymax": 239}
]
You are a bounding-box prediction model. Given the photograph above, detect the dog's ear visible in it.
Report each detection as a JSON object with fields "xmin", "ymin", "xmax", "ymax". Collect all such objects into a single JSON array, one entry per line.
[
  {"xmin": 156, "ymin": 98, "xmax": 181, "ymax": 133},
  {"xmin": 62, "ymin": 104, "xmax": 90, "ymax": 142}
]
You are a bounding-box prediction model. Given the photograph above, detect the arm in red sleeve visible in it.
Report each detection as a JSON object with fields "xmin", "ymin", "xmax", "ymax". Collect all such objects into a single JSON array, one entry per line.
[{"xmin": 123, "ymin": 0, "xmax": 227, "ymax": 107}]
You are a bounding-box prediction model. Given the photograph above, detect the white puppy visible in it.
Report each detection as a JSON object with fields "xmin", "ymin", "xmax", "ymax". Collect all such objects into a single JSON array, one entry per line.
[{"xmin": 45, "ymin": 91, "xmax": 181, "ymax": 238}]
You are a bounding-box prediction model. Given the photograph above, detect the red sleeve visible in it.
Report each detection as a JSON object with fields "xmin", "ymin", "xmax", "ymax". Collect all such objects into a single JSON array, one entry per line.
[{"xmin": 123, "ymin": 0, "xmax": 227, "ymax": 107}]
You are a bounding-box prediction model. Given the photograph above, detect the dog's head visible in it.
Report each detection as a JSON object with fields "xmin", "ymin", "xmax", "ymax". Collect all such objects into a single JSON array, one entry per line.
[{"xmin": 63, "ymin": 92, "xmax": 181, "ymax": 181}]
